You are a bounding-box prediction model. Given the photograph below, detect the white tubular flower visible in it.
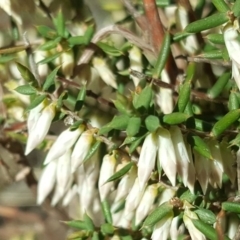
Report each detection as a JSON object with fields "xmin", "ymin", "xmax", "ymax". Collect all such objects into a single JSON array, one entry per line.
[
  {"xmin": 170, "ymin": 216, "xmax": 184, "ymax": 240},
  {"xmin": 151, "ymin": 213, "xmax": 173, "ymax": 240},
  {"xmin": 228, "ymin": 213, "xmax": 240, "ymax": 239},
  {"xmin": 208, "ymin": 140, "xmax": 223, "ymax": 188},
  {"xmin": 183, "ymin": 206, "xmax": 206, "ymax": 240},
  {"xmin": 158, "ymin": 188, "xmax": 176, "ymax": 205},
  {"xmin": 169, "ymin": 126, "xmax": 189, "ymax": 187},
  {"xmin": 223, "ymin": 23, "xmax": 240, "ymax": 90},
  {"xmin": 138, "ymin": 133, "xmax": 158, "ymax": 190},
  {"xmin": 25, "ymin": 103, "xmax": 56, "ymax": 155},
  {"xmin": 56, "ymin": 149, "xmax": 71, "ymax": 195},
  {"xmin": 60, "ymin": 50, "xmax": 74, "ymax": 77},
  {"xmin": 129, "ymin": 46, "xmax": 142, "ymax": 87},
  {"xmin": 157, "ymin": 128, "xmax": 177, "ymax": 186},
  {"xmin": 98, "ymin": 153, "xmax": 117, "ymax": 201},
  {"xmin": 44, "ymin": 126, "xmax": 84, "ymax": 165},
  {"xmin": 71, "ymin": 130, "xmax": 94, "ymax": 173},
  {"xmin": 124, "ymin": 177, "xmax": 145, "ymax": 212},
  {"xmin": 220, "ymin": 141, "xmax": 236, "ymax": 184},
  {"xmin": 156, "ymin": 69, "xmax": 173, "ymax": 114},
  {"xmin": 114, "ymin": 165, "xmax": 137, "ymax": 203},
  {"xmin": 92, "ymin": 56, "xmax": 118, "ymax": 89},
  {"xmin": 194, "ymin": 150, "xmax": 209, "ymax": 194},
  {"xmin": 37, "ymin": 160, "xmax": 57, "ymax": 205},
  {"xmin": 135, "ymin": 183, "xmax": 159, "ymax": 226}
]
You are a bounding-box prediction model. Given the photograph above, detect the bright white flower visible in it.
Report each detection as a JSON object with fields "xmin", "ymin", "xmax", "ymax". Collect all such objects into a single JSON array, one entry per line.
[
  {"xmin": 156, "ymin": 69, "xmax": 173, "ymax": 114},
  {"xmin": 44, "ymin": 125, "xmax": 84, "ymax": 165},
  {"xmin": 170, "ymin": 126, "xmax": 189, "ymax": 186},
  {"xmin": 37, "ymin": 160, "xmax": 57, "ymax": 205},
  {"xmin": 135, "ymin": 183, "xmax": 159, "ymax": 226},
  {"xmin": 62, "ymin": 184, "xmax": 78, "ymax": 207},
  {"xmin": 71, "ymin": 130, "xmax": 94, "ymax": 173},
  {"xmin": 158, "ymin": 188, "xmax": 176, "ymax": 205},
  {"xmin": 223, "ymin": 23, "xmax": 240, "ymax": 90},
  {"xmin": 186, "ymin": 141, "xmax": 196, "ymax": 193},
  {"xmin": 129, "ymin": 46, "xmax": 142, "ymax": 87},
  {"xmin": 151, "ymin": 213, "xmax": 173, "ymax": 240},
  {"xmin": 227, "ymin": 213, "xmax": 240, "ymax": 239},
  {"xmin": 183, "ymin": 205, "xmax": 206, "ymax": 240},
  {"xmin": 138, "ymin": 133, "xmax": 158, "ymax": 190},
  {"xmin": 157, "ymin": 128, "xmax": 177, "ymax": 186},
  {"xmin": 25, "ymin": 102, "xmax": 56, "ymax": 155},
  {"xmin": 98, "ymin": 153, "xmax": 117, "ymax": 201},
  {"xmin": 92, "ymin": 56, "xmax": 118, "ymax": 89},
  {"xmin": 170, "ymin": 216, "xmax": 184, "ymax": 240},
  {"xmin": 59, "ymin": 50, "xmax": 74, "ymax": 77}
]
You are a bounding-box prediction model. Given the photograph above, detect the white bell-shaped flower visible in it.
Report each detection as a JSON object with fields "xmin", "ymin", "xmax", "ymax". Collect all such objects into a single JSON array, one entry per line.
[
  {"xmin": 25, "ymin": 102, "xmax": 56, "ymax": 155},
  {"xmin": 44, "ymin": 125, "xmax": 84, "ymax": 165},
  {"xmin": 138, "ymin": 133, "xmax": 158, "ymax": 190}
]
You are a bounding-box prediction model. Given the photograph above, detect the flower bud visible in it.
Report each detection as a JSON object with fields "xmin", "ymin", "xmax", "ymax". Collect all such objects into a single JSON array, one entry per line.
[
  {"xmin": 98, "ymin": 153, "xmax": 117, "ymax": 201},
  {"xmin": 25, "ymin": 103, "xmax": 56, "ymax": 155},
  {"xmin": 44, "ymin": 125, "xmax": 84, "ymax": 165},
  {"xmin": 138, "ymin": 133, "xmax": 158, "ymax": 190},
  {"xmin": 71, "ymin": 130, "xmax": 94, "ymax": 173},
  {"xmin": 92, "ymin": 56, "xmax": 118, "ymax": 89},
  {"xmin": 37, "ymin": 160, "xmax": 57, "ymax": 205},
  {"xmin": 157, "ymin": 128, "xmax": 177, "ymax": 186}
]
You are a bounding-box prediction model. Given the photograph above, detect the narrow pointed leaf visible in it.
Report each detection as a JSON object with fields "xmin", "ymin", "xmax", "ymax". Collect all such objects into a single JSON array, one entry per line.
[
  {"xmin": 38, "ymin": 37, "xmax": 62, "ymax": 51},
  {"xmin": 63, "ymin": 220, "xmax": 88, "ymax": 230},
  {"xmin": 97, "ymin": 42, "xmax": 123, "ymax": 56},
  {"xmin": 212, "ymin": 0, "xmax": 230, "ymax": 12},
  {"xmin": 133, "ymin": 85, "xmax": 153, "ymax": 110},
  {"xmin": 43, "ymin": 66, "xmax": 60, "ymax": 91},
  {"xmin": 211, "ymin": 109, "xmax": 240, "ymax": 137},
  {"xmin": 37, "ymin": 52, "xmax": 61, "ymax": 65},
  {"xmin": 16, "ymin": 62, "xmax": 36, "ymax": 83},
  {"xmin": 27, "ymin": 94, "xmax": 47, "ymax": 110},
  {"xmin": 36, "ymin": 25, "xmax": 57, "ymax": 39},
  {"xmin": 55, "ymin": 10, "xmax": 65, "ymax": 37},
  {"xmin": 206, "ymin": 34, "xmax": 225, "ymax": 44},
  {"xmin": 15, "ymin": 84, "xmax": 37, "ymax": 95},
  {"xmin": 142, "ymin": 202, "xmax": 173, "ymax": 228},
  {"xmin": 194, "ymin": 209, "xmax": 216, "ymax": 224},
  {"xmin": 75, "ymin": 85, "xmax": 86, "ymax": 111},
  {"xmin": 228, "ymin": 92, "xmax": 240, "ymax": 111},
  {"xmin": 184, "ymin": 12, "xmax": 228, "ymax": 33},
  {"xmin": 153, "ymin": 32, "xmax": 171, "ymax": 78},
  {"xmin": 163, "ymin": 112, "xmax": 189, "ymax": 124},
  {"xmin": 102, "ymin": 200, "xmax": 113, "ymax": 224},
  {"xmin": 83, "ymin": 141, "xmax": 101, "ymax": 163},
  {"xmin": 106, "ymin": 162, "xmax": 133, "ymax": 182},
  {"xmin": 83, "ymin": 213, "xmax": 95, "ymax": 231},
  {"xmin": 233, "ymin": 0, "xmax": 240, "ymax": 17}
]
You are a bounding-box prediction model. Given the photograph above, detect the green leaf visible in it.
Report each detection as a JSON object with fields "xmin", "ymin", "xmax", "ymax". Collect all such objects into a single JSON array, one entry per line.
[
  {"xmin": 37, "ymin": 52, "xmax": 61, "ymax": 65},
  {"xmin": 192, "ymin": 219, "xmax": 230, "ymax": 240},
  {"xmin": 194, "ymin": 209, "xmax": 216, "ymax": 225},
  {"xmin": 0, "ymin": 55, "xmax": 16, "ymax": 64},
  {"xmin": 211, "ymin": 109, "xmax": 240, "ymax": 137},
  {"xmin": 180, "ymin": 190, "xmax": 197, "ymax": 203},
  {"xmin": 43, "ymin": 66, "xmax": 60, "ymax": 91},
  {"xmin": 129, "ymin": 135, "xmax": 146, "ymax": 153},
  {"xmin": 54, "ymin": 10, "xmax": 65, "ymax": 37},
  {"xmin": 163, "ymin": 112, "xmax": 189, "ymax": 125},
  {"xmin": 133, "ymin": 85, "xmax": 153, "ymax": 110},
  {"xmin": 200, "ymin": 50, "xmax": 225, "ymax": 59},
  {"xmin": 92, "ymin": 232, "xmax": 100, "ymax": 240},
  {"xmin": 106, "ymin": 162, "xmax": 133, "ymax": 182},
  {"xmin": 56, "ymin": 91, "xmax": 68, "ymax": 109},
  {"xmin": 173, "ymin": 31, "xmax": 191, "ymax": 42},
  {"xmin": 97, "ymin": 42, "xmax": 123, "ymax": 56},
  {"xmin": 206, "ymin": 34, "xmax": 225, "ymax": 44},
  {"xmin": 142, "ymin": 202, "xmax": 173, "ymax": 228},
  {"xmin": 38, "ymin": 37, "xmax": 62, "ymax": 51},
  {"xmin": 75, "ymin": 85, "xmax": 86, "ymax": 111},
  {"xmin": 233, "ymin": 0, "xmax": 240, "ymax": 17},
  {"xmin": 212, "ymin": 0, "xmax": 230, "ymax": 12},
  {"xmin": 102, "ymin": 200, "xmax": 112, "ymax": 224},
  {"xmin": 177, "ymin": 82, "xmax": 191, "ymax": 112},
  {"xmin": 121, "ymin": 136, "xmax": 139, "ymax": 146},
  {"xmin": 63, "ymin": 220, "xmax": 88, "ymax": 230},
  {"xmin": 99, "ymin": 115, "xmax": 130, "ymax": 135},
  {"xmin": 126, "ymin": 117, "xmax": 141, "ymax": 136},
  {"xmin": 228, "ymin": 92, "xmax": 240, "ymax": 111},
  {"xmin": 184, "ymin": 12, "xmax": 229, "ymax": 33},
  {"xmin": 145, "ymin": 115, "xmax": 160, "ymax": 132},
  {"xmin": 188, "ymin": 135, "xmax": 212, "ymax": 159},
  {"xmin": 100, "ymin": 223, "xmax": 115, "ymax": 235},
  {"xmin": 27, "ymin": 94, "xmax": 47, "ymax": 110},
  {"xmin": 113, "ymin": 94, "xmax": 131, "ymax": 114},
  {"xmin": 222, "ymin": 201, "xmax": 240, "ymax": 214},
  {"xmin": 16, "ymin": 62, "xmax": 36, "ymax": 83},
  {"xmin": 207, "ymin": 72, "xmax": 231, "ymax": 99},
  {"xmin": 153, "ymin": 32, "xmax": 171, "ymax": 78},
  {"xmin": 68, "ymin": 26, "xmax": 94, "ymax": 46},
  {"xmin": 15, "ymin": 84, "xmax": 37, "ymax": 95},
  {"xmin": 83, "ymin": 213, "xmax": 95, "ymax": 231},
  {"xmin": 36, "ymin": 25, "xmax": 57, "ymax": 39},
  {"xmin": 83, "ymin": 141, "xmax": 101, "ymax": 163}
]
